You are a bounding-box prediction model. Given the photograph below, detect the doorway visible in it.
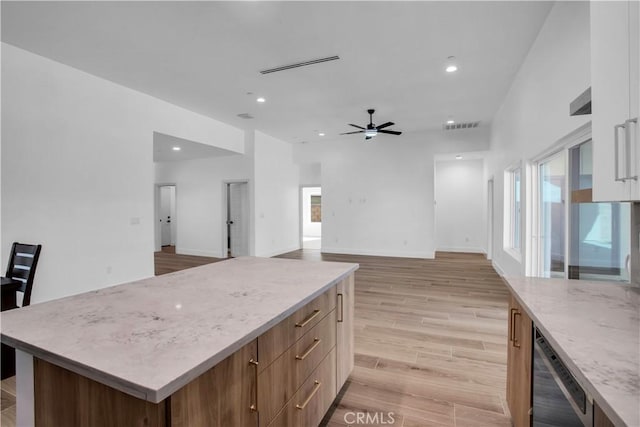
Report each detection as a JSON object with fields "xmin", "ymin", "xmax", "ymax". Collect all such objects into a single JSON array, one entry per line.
[
  {"xmin": 225, "ymin": 182, "xmax": 249, "ymax": 257},
  {"xmin": 156, "ymin": 185, "xmax": 177, "ymax": 252},
  {"xmin": 301, "ymin": 187, "xmax": 322, "ymax": 250},
  {"xmin": 487, "ymin": 178, "xmax": 494, "ymax": 260}
]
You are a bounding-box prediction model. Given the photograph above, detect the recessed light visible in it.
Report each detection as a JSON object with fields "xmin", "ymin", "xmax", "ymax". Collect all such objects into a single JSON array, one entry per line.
[
  {"xmin": 447, "ymin": 120, "xmax": 455, "ymax": 124},
  {"xmin": 318, "ymin": 132, "xmax": 325, "ymax": 136},
  {"xmin": 456, "ymin": 155, "xmax": 463, "ymax": 160},
  {"xmin": 172, "ymin": 146, "xmax": 181, "ymax": 151},
  {"xmin": 446, "ymin": 56, "xmax": 458, "ymax": 73},
  {"xmin": 256, "ymin": 97, "xmax": 266, "ymax": 103}
]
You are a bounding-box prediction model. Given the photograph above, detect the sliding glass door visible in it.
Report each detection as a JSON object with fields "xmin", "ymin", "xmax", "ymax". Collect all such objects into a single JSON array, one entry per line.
[
  {"xmin": 539, "ymin": 153, "xmax": 566, "ymax": 278},
  {"xmin": 536, "ymin": 140, "xmax": 630, "ymax": 281}
]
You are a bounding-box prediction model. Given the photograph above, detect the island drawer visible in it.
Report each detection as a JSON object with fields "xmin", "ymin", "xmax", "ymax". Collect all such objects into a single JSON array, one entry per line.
[
  {"xmin": 258, "ymin": 309, "xmax": 336, "ymax": 425},
  {"xmin": 266, "ymin": 347, "xmax": 337, "ymax": 427},
  {"xmin": 258, "ymin": 286, "xmax": 336, "ymax": 370}
]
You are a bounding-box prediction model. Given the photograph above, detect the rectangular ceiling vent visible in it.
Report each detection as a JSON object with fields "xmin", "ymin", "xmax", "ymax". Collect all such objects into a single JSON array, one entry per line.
[
  {"xmin": 260, "ymin": 55, "xmax": 340, "ymax": 74},
  {"xmin": 237, "ymin": 113, "xmax": 254, "ymax": 119},
  {"xmin": 443, "ymin": 121, "xmax": 481, "ymax": 131}
]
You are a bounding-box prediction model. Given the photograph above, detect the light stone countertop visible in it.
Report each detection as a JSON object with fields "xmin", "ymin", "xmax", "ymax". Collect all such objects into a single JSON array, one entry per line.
[
  {"xmin": 504, "ymin": 277, "xmax": 640, "ymax": 427},
  {"xmin": 0, "ymin": 256, "xmax": 358, "ymax": 403}
]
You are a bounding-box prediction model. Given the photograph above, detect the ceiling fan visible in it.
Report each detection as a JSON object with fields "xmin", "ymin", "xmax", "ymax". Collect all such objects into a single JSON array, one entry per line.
[{"xmin": 340, "ymin": 109, "xmax": 402, "ymax": 140}]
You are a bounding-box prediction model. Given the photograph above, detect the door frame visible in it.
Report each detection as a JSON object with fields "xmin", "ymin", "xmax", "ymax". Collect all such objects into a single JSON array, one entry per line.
[
  {"xmin": 487, "ymin": 177, "xmax": 494, "ymax": 260},
  {"xmin": 222, "ymin": 180, "xmax": 250, "ymax": 258},
  {"xmin": 154, "ymin": 183, "xmax": 177, "ymax": 253}
]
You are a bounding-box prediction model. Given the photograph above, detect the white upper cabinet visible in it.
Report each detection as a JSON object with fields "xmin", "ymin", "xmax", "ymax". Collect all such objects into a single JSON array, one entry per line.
[{"xmin": 591, "ymin": 0, "xmax": 640, "ymax": 201}]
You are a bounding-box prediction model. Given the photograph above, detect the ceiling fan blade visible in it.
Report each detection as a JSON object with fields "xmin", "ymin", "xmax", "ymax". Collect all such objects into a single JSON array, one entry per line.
[
  {"xmin": 376, "ymin": 121, "xmax": 395, "ymax": 130},
  {"xmin": 349, "ymin": 123, "xmax": 366, "ymax": 130},
  {"xmin": 340, "ymin": 130, "xmax": 364, "ymax": 135},
  {"xmin": 378, "ymin": 130, "xmax": 402, "ymax": 135},
  {"xmin": 365, "ymin": 136, "xmax": 372, "ymax": 140}
]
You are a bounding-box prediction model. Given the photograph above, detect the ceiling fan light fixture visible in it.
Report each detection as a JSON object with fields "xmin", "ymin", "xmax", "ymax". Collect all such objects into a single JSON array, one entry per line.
[{"xmin": 364, "ymin": 129, "xmax": 377, "ymax": 137}]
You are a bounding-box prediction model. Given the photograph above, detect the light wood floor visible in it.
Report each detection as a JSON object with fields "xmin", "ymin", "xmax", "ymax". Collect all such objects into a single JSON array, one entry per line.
[
  {"xmin": 276, "ymin": 250, "xmax": 511, "ymax": 427},
  {"xmin": 154, "ymin": 245, "xmax": 224, "ymax": 275},
  {"xmin": 1, "ymin": 249, "xmax": 511, "ymax": 427}
]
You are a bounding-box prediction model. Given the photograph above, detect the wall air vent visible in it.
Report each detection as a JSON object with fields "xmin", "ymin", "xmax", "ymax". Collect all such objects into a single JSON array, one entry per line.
[
  {"xmin": 443, "ymin": 121, "xmax": 480, "ymax": 131},
  {"xmin": 237, "ymin": 113, "xmax": 254, "ymax": 119},
  {"xmin": 260, "ymin": 55, "xmax": 340, "ymax": 74}
]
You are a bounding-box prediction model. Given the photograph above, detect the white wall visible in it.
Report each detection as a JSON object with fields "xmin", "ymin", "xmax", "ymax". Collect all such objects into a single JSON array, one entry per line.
[
  {"xmin": 487, "ymin": 1, "xmax": 591, "ymax": 276},
  {"xmin": 1, "ymin": 44, "xmax": 244, "ymax": 303},
  {"xmin": 302, "ymin": 187, "xmax": 322, "ymax": 238},
  {"xmin": 154, "ymin": 154, "xmax": 253, "ymax": 258},
  {"xmin": 299, "ymin": 163, "xmax": 321, "ymax": 187},
  {"xmin": 254, "ymin": 131, "xmax": 300, "ymax": 257},
  {"xmin": 435, "ymin": 159, "xmax": 485, "ymax": 253},
  {"xmin": 293, "ymin": 128, "xmax": 490, "ymax": 258}
]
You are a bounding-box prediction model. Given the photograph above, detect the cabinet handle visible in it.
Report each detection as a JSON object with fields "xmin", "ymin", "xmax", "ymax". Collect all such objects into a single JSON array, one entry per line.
[
  {"xmin": 615, "ymin": 123, "xmax": 627, "ymax": 182},
  {"xmin": 624, "ymin": 118, "xmax": 638, "ymax": 181},
  {"xmin": 295, "ymin": 338, "xmax": 321, "ymax": 361},
  {"xmin": 295, "ymin": 380, "xmax": 322, "ymax": 410},
  {"xmin": 248, "ymin": 358, "xmax": 258, "ymax": 412},
  {"xmin": 509, "ymin": 308, "xmax": 517, "ymax": 342},
  {"xmin": 337, "ymin": 293, "xmax": 344, "ymax": 323},
  {"xmin": 513, "ymin": 312, "xmax": 521, "ymax": 348},
  {"xmin": 295, "ymin": 309, "xmax": 321, "ymax": 328}
]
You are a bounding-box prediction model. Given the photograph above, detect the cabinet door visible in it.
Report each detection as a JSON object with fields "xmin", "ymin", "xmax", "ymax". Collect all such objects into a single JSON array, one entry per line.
[
  {"xmin": 506, "ymin": 295, "xmax": 532, "ymax": 427},
  {"xmin": 171, "ymin": 340, "xmax": 258, "ymax": 427},
  {"xmin": 591, "ymin": 0, "xmax": 632, "ymax": 201},
  {"xmin": 629, "ymin": 0, "xmax": 640, "ymax": 200},
  {"xmin": 336, "ymin": 274, "xmax": 355, "ymax": 391}
]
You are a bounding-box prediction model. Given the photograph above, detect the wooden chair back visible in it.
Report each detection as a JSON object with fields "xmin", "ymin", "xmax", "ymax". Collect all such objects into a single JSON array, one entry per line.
[{"xmin": 5, "ymin": 242, "xmax": 42, "ymax": 307}]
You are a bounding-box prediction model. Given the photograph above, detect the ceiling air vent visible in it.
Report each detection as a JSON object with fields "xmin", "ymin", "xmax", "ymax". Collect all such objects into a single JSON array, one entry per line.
[
  {"xmin": 237, "ymin": 113, "xmax": 254, "ymax": 119},
  {"xmin": 260, "ymin": 55, "xmax": 340, "ymax": 74},
  {"xmin": 443, "ymin": 121, "xmax": 481, "ymax": 131}
]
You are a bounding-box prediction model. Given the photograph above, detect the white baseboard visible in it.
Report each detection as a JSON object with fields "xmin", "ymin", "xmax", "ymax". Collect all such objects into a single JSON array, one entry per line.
[
  {"xmin": 435, "ymin": 246, "xmax": 486, "ymax": 254},
  {"xmin": 492, "ymin": 260, "xmax": 506, "ymax": 277},
  {"xmin": 321, "ymin": 247, "xmax": 435, "ymax": 259}
]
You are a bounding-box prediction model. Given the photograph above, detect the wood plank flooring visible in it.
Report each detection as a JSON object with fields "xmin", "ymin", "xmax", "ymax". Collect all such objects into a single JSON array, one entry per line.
[
  {"xmin": 154, "ymin": 245, "xmax": 224, "ymax": 275},
  {"xmin": 275, "ymin": 250, "xmax": 511, "ymax": 427},
  {"xmin": 0, "ymin": 249, "xmax": 511, "ymax": 427}
]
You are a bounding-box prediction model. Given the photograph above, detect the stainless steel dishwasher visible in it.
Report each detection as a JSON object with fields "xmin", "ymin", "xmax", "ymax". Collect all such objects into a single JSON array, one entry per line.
[{"xmin": 532, "ymin": 327, "xmax": 593, "ymax": 427}]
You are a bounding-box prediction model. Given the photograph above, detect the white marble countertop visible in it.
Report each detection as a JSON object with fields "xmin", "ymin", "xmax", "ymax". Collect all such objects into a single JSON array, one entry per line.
[
  {"xmin": 504, "ymin": 277, "xmax": 640, "ymax": 427},
  {"xmin": 0, "ymin": 256, "xmax": 358, "ymax": 403}
]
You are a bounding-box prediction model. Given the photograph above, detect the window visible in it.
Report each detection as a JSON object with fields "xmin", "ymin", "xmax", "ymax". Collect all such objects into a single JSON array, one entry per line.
[
  {"xmin": 504, "ymin": 166, "xmax": 522, "ymax": 255},
  {"xmin": 310, "ymin": 195, "xmax": 321, "ymax": 223}
]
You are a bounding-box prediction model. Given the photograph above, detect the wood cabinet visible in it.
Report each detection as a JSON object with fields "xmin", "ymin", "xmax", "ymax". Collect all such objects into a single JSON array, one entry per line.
[
  {"xmin": 594, "ymin": 400, "xmax": 616, "ymax": 427},
  {"xmin": 170, "ymin": 340, "xmax": 258, "ymax": 427},
  {"xmin": 591, "ymin": 0, "xmax": 640, "ymax": 201},
  {"xmin": 336, "ymin": 274, "xmax": 354, "ymax": 391},
  {"xmin": 506, "ymin": 294, "xmax": 532, "ymax": 427}
]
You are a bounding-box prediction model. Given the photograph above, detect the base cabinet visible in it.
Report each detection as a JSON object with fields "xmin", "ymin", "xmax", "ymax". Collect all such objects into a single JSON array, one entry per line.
[
  {"xmin": 336, "ymin": 274, "xmax": 355, "ymax": 391},
  {"xmin": 506, "ymin": 294, "xmax": 532, "ymax": 427}
]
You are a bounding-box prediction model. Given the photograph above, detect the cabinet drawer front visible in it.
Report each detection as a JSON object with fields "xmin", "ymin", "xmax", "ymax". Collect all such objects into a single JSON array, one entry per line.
[
  {"xmin": 258, "ymin": 310, "xmax": 336, "ymax": 425},
  {"xmin": 259, "ymin": 286, "xmax": 336, "ymax": 370},
  {"xmin": 266, "ymin": 347, "xmax": 337, "ymax": 427}
]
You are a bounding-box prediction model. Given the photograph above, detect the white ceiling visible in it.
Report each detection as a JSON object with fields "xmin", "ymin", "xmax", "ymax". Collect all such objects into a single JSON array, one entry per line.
[
  {"xmin": 153, "ymin": 132, "xmax": 239, "ymax": 163},
  {"xmin": 1, "ymin": 1, "xmax": 553, "ymax": 144}
]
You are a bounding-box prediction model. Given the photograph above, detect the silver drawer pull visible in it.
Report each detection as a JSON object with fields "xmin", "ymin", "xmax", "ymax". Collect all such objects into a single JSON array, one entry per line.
[
  {"xmin": 295, "ymin": 338, "xmax": 321, "ymax": 361},
  {"xmin": 615, "ymin": 123, "xmax": 626, "ymax": 182},
  {"xmin": 296, "ymin": 380, "xmax": 322, "ymax": 410},
  {"xmin": 624, "ymin": 118, "xmax": 638, "ymax": 181},
  {"xmin": 295, "ymin": 309, "xmax": 321, "ymax": 328}
]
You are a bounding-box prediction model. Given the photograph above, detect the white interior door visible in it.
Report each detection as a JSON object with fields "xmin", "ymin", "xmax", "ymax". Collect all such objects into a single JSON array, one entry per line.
[
  {"xmin": 160, "ymin": 186, "xmax": 174, "ymax": 246},
  {"xmin": 228, "ymin": 182, "xmax": 249, "ymax": 257}
]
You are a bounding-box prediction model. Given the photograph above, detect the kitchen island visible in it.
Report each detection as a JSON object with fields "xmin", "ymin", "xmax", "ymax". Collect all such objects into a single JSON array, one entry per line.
[
  {"xmin": 0, "ymin": 256, "xmax": 358, "ymax": 427},
  {"xmin": 504, "ymin": 277, "xmax": 639, "ymax": 427}
]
